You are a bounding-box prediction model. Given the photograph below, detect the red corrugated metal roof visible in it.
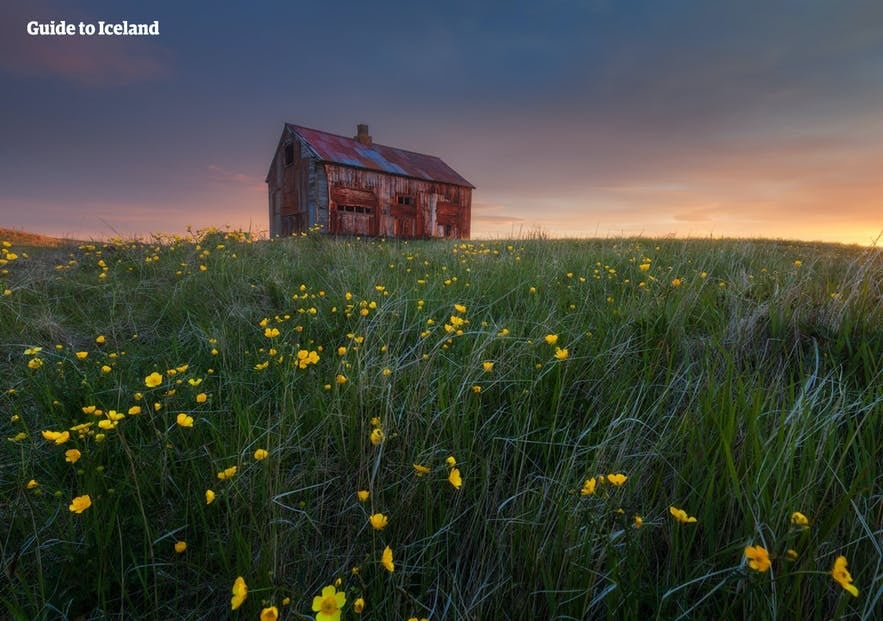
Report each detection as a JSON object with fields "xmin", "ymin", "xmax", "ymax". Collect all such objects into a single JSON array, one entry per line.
[{"xmin": 286, "ymin": 123, "xmax": 474, "ymax": 188}]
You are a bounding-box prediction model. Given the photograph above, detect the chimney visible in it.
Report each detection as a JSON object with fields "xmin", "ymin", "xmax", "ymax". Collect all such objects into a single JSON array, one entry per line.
[{"xmin": 355, "ymin": 124, "xmax": 372, "ymax": 145}]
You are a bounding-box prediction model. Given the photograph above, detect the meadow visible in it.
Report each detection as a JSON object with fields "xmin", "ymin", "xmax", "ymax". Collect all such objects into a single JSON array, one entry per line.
[{"xmin": 1, "ymin": 229, "xmax": 880, "ymax": 620}]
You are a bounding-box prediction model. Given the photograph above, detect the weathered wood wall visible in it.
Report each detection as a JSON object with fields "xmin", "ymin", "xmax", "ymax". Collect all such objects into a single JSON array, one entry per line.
[{"xmin": 267, "ymin": 129, "xmax": 471, "ymax": 239}]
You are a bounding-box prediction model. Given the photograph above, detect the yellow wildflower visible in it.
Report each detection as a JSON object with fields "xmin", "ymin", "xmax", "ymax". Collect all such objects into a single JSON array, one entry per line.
[
  {"xmin": 195, "ymin": 392, "xmax": 207, "ymax": 403},
  {"xmin": 353, "ymin": 597, "xmax": 365, "ymax": 614},
  {"xmin": 607, "ymin": 473, "xmax": 627, "ymax": 486},
  {"xmin": 69, "ymin": 494, "xmax": 92, "ymax": 514},
  {"xmin": 482, "ymin": 361, "xmax": 494, "ymax": 372},
  {"xmin": 554, "ymin": 347, "xmax": 569, "ymax": 360},
  {"xmin": 544, "ymin": 334, "xmax": 558, "ymax": 345},
  {"xmin": 174, "ymin": 541, "xmax": 187, "ymax": 554},
  {"xmin": 580, "ymin": 477, "xmax": 597, "ymax": 496},
  {"xmin": 336, "ymin": 374, "xmax": 348, "ymax": 385},
  {"xmin": 831, "ymin": 555, "xmax": 859, "ymax": 597},
  {"xmin": 205, "ymin": 489, "xmax": 216, "ymax": 505},
  {"xmin": 26, "ymin": 479, "xmax": 38, "ymax": 489},
  {"xmin": 217, "ymin": 465, "xmax": 238, "ymax": 480},
  {"xmin": 65, "ymin": 449, "xmax": 82, "ymax": 463},
  {"xmin": 446, "ymin": 455, "xmax": 457, "ymax": 467},
  {"xmin": 790, "ymin": 511, "xmax": 810, "ymax": 528},
  {"xmin": 744, "ymin": 545, "xmax": 771, "ymax": 572},
  {"xmin": 260, "ymin": 606, "xmax": 278, "ymax": 621},
  {"xmin": 634, "ymin": 515, "xmax": 643, "ymax": 528},
  {"xmin": 448, "ymin": 467, "xmax": 462, "ymax": 489},
  {"xmin": 176, "ymin": 413, "xmax": 194, "ymax": 428},
  {"xmin": 144, "ymin": 372, "xmax": 163, "ymax": 388},
  {"xmin": 357, "ymin": 490, "xmax": 369, "ymax": 502},
  {"xmin": 312, "ymin": 584, "xmax": 346, "ymax": 621},
  {"xmin": 413, "ymin": 463, "xmax": 430, "ymax": 477},
  {"xmin": 230, "ymin": 576, "xmax": 247, "ymax": 610},
  {"xmin": 264, "ymin": 327, "xmax": 280, "ymax": 338},
  {"xmin": 75, "ymin": 351, "xmax": 89, "ymax": 360},
  {"xmin": 669, "ymin": 506, "xmax": 697, "ymax": 523},
  {"xmin": 253, "ymin": 448, "xmax": 268, "ymax": 461},
  {"xmin": 369, "ymin": 428, "xmax": 384, "ymax": 446},
  {"xmin": 381, "ymin": 545, "xmax": 395, "ymax": 572},
  {"xmin": 42, "ymin": 430, "xmax": 70, "ymax": 445},
  {"xmin": 369, "ymin": 513, "xmax": 389, "ymax": 530}
]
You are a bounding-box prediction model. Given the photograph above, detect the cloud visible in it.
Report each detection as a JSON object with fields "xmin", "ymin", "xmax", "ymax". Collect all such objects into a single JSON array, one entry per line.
[
  {"xmin": 0, "ymin": 2, "xmax": 168, "ymax": 86},
  {"xmin": 206, "ymin": 165, "xmax": 265, "ymax": 193}
]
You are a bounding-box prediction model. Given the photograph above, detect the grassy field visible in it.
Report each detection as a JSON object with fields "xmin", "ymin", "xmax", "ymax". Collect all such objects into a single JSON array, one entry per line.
[{"xmin": 1, "ymin": 230, "xmax": 880, "ymax": 620}]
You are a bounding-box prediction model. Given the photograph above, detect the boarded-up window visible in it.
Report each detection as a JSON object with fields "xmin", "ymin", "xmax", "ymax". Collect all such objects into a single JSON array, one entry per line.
[
  {"xmin": 330, "ymin": 187, "xmax": 378, "ymax": 235},
  {"xmin": 437, "ymin": 201, "xmax": 459, "ymax": 238}
]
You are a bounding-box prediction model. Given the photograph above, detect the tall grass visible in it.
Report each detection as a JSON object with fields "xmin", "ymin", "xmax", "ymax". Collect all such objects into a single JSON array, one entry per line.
[{"xmin": 1, "ymin": 232, "xmax": 880, "ymax": 620}]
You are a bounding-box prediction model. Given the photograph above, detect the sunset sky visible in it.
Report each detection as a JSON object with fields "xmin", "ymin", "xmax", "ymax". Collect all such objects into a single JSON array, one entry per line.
[{"xmin": 2, "ymin": 0, "xmax": 882, "ymax": 245}]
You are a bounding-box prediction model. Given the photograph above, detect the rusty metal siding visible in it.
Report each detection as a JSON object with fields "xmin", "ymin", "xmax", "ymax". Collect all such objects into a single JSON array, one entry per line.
[{"xmin": 288, "ymin": 124, "xmax": 474, "ymax": 188}]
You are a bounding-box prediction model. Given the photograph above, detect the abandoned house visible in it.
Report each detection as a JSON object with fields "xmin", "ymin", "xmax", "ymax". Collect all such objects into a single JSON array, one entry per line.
[{"xmin": 266, "ymin": 123, "xmax": 474, "ymax": 238}]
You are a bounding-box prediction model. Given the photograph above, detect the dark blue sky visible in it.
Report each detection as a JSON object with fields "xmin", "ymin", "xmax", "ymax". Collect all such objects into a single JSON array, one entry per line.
[{"xmin": 2, "ymin": 0, "xmax": 882, "ymax": 243}]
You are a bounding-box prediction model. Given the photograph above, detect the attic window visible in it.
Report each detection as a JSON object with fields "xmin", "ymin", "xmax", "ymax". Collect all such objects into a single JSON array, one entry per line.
[
  {"xmin": 396, "ymin": 195, "xmax": 414, "ymax": 206},
  {"xmin": 284, "ymin": 143, "xmax": 294, "ymax": 166}
]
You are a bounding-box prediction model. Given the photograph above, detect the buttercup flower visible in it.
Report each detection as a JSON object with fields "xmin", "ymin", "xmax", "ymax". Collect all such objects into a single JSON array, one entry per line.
[
  {"xmin": 42, "ymin": 430, "xmax": 70, "ymax": 445},
  {"xmin": 312, "ymin": 584, "xmax": 346, "ymax": 621},
  {"xmin": 26, "ymin": 479, "xmax": 38, "ymax": 489},
  {"xmin": 482, "ymin": 361, "xmax": 494, "ymax": 373},
  {"xmin": 669, "ymin": 506, "xmax": 697, "ymax": 523},
  {"xmin": 69, "ymin": 494, "xmax": 92, "ymax": 514},
  {"xmin": 580, "ymin": 477, "xmax": 597, "ymax": 496},
  {"xmin": 381, "ymin": 545, "xmax": 395, "ymax": 572},
  {"xmin": 176, "ymin": 413, "xmax": 194, "ymax": 428},
  {"xmin": 446, "ymin": 455, "xmax": 457, "ymax": 467},
  {"xmin": 554, "ymin": 347, "xmax": 569, "ymax": 360},
  {"xmin": 744, "ymin": 545, "xmax": 771, "ymax": 572},
  {"xmin": 353, "ymin": 597, "xmax": 365, "ymax": 613},
  {"xmin": 634, "ymin": 515, "xmax": 643, "ymax": 528},
  {"xmin": 369, "ymin": 428, "xmax": 384, "ymax": 446},
  {"xmin": 544, "ymin": 334, "xmax": 558, "ymax": 345},
  {"xmin": 448, "ymin": 467, "xmax": 462, "ymax": 489},
  {"xmin": 231, "ymin": 576, "xmax": 247, "ymax": 610},
  {"xmin": 217, "ymin": 465, "xmax": 238, "ymax": 480},
  {"xmin": 254, "ymin": 448, "xmax": 268, "ymax": 461},
  {"xmin": 65, "ymin": 448, "xmax": 82, "ymax": 463},
  {"xmin": 357, "ymin": 489, "xmax": 369, "ymax": 502},
  {"xmin": 413, "ymin": 463, "xmax": 430, "ymax": 477},
  {"xmin": 144, "ymin": 372, "xmax": 163, "ymax": 388},
  {"xmin": 174, "ymin": 541, "xmax": 187, "ymax": 554},
  {"xmin": 260, "ymin": 606, "xmax": 279, "ymax": 621},
  {"xmin": 205, "ymin": 489, "xmax": 216, "ymax": 505},
  {"xmin": 831, "ymin": 555, "xmax": 859, "ymax": 597},
  {"xmin": 790, "ymin": 511, "xmax": 810, "ymax": 528},
  {"xmin": 369, "ymin": 513, "xmax": 388, "ymax": 530},
  {"xmin": 607, "ymin": 473, "xmax": 627, "ymax": 486}
]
